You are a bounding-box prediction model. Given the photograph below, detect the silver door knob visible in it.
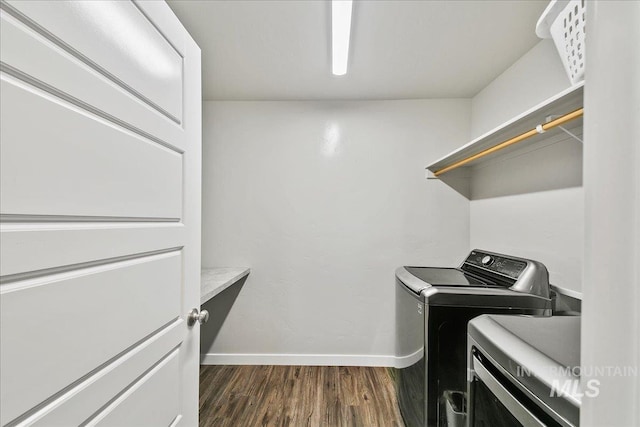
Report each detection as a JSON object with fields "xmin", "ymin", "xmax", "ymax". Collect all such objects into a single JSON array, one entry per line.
[{"xmin": 187, "ymin": 308, "xmax": 209, "ymax": 326}]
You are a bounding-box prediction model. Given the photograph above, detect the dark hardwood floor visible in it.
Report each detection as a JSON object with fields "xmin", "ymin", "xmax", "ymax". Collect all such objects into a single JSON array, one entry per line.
[{"xmin": 199, "ymin": 365, "xmax": 405, "ymax": 427}]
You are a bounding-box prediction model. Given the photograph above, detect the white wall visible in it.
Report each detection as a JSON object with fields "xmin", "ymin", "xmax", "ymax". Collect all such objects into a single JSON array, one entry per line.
[
  {"xmin": 470, "ymin": 40, "xmax": 570, "ymax": 137},
  {"xmin": 201, "ymin": 99, "xmax": 470, "ymax": 365},
  {"xmin": 468, "ymin": 40, "xmax": 583, "ymax": 293},
  {"xmin": 581, "ymin": 2, "xmax": 640, "ymax": 425}
]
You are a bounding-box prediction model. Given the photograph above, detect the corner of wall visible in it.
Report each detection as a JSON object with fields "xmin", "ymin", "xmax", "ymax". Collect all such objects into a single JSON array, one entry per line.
[
  {"xmin": 470, "ymin": 39, "xmax": 571, "ymax": 139},
  {"xmin": 466, "ymin": 38, "xmax": 583, "ymax": 294}
]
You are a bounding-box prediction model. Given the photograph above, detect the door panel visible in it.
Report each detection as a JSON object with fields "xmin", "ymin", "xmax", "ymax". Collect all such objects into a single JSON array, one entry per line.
[
  {"xmin": 0, "ymin": 9, "xmax": 184, "ymax": 151},
  {"xmin": 3, "ymin": 0, "xmax": 183, "ymax": 122},
  {"xmin": 0, "ymin": 222, "xmax": 184, "ymax": 277},
  {"xmin": 0, "ymin": 76, "xmax": 182, "ymax": 219},
  {"xmin": 0, "ymin": 1, "xmax": 201, "ymax": 425},
  {"xmin": 88, "ymin": 350, "xmax": 181, "ymax": 427},
  {"xmin": 22, "ymin": 322, "xmax": 183, "ymax": 427},
  {"xmin": 0, "ymin": 251, "xmax": 182, "ymax": 425}
]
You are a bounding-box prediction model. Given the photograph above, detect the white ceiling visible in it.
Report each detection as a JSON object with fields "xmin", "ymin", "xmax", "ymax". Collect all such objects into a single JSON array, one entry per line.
[{"xmin": 167, "ymin": 0, "xmax": 548, "ymax": 101}]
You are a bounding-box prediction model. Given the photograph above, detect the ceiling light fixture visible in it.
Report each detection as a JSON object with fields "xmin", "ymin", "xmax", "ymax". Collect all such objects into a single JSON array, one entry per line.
[{"xmin": 332, "ymin": 0, "xmax": 353, "ymax": 76}]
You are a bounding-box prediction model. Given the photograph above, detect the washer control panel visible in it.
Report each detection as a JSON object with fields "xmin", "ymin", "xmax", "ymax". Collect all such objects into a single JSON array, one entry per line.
[{"xmin": 465, "ymin": 250, "xmax": 527, "ymax": 279}]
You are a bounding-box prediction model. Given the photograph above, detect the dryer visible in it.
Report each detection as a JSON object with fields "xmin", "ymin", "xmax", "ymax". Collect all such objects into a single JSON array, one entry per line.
[{"xmin": 467, "ymin": 315, "xmax": 581, "ymax": 427}]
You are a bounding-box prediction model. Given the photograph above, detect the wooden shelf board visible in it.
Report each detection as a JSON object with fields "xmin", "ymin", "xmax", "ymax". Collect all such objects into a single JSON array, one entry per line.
[{"xmin": 427, "ymin": 82, "xmax": 584, "ymax": 175}]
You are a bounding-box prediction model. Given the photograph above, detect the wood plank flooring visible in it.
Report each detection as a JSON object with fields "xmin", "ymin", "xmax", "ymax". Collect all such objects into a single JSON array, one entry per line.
[{"xmin": 199, "ymin": 365, "xmax": 405, "ymax": 427}]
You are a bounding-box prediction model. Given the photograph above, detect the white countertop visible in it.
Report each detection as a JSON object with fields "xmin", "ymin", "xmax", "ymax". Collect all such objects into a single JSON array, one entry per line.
[{"xmin": 201, "ymin": 267, "xmax": 250, "ymax": 305}]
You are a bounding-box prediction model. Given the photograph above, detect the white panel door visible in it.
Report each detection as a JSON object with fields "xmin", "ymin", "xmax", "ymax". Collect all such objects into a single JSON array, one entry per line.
[{"xmin": 0, "ymin": 1, "xmax": 202, "ymax": 426}]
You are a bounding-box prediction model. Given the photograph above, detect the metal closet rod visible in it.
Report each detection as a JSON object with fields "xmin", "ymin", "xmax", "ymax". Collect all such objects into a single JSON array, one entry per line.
[{"xmin": 434, "ymin": 107, "xmax": 584, "ymax": 177}]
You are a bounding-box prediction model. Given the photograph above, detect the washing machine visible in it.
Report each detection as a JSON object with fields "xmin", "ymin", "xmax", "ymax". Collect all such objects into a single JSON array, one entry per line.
[{"xmin": 395, "ymin": 250, "xmax": 552, "ymax": 427}]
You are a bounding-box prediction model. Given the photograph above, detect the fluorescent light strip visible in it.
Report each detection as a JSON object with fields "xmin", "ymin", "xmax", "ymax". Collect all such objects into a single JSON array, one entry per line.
[{"xmin": 332, "ymin": 0, "xmax": 353, "ymax": 76}]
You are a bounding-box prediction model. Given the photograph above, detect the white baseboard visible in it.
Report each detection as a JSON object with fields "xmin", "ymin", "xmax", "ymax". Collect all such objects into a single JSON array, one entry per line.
[{"xmin": 200, "ymin": 352, "xmax": 400, "ymax": 367}]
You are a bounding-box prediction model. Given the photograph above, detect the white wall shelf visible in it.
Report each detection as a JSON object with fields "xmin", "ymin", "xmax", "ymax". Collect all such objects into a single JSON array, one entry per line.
[
  {"xmin": 427, "ymin": 82, "xmax": 584, "ymax": 199},
  {"xmin": 201, "ymin": 267, "xmax": 250, "ymax": 305}
]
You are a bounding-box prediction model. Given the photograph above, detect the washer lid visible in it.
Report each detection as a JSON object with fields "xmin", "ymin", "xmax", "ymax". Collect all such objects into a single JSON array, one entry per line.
[{"xmin": 404, "ymin": 267, "xmax": 498, "ymax": 288}]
